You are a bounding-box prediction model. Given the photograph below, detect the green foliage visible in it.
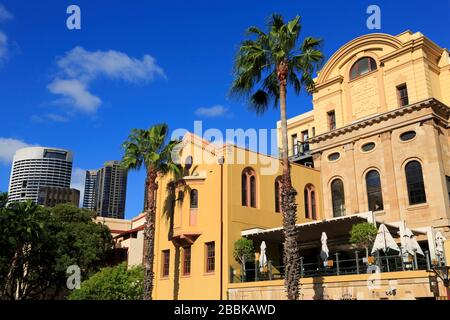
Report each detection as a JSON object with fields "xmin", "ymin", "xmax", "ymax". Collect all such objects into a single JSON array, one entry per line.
[
  {"xmin": 0, "ymin": 203, "xmax": 113, "ymax": 300},
  {"xmin": 233, "ymin": 237, "xmax": 255, "ymax": 265},
  {"xmin": 69, "ymin": 263, "xmax": 144, "ymax": 300},
  {"xmin": 349, "ymin": 222, "xmax": 378, "ymax": 252},
  {"xmin": 230, "ymin": 14, "xmax": 324, "ymax": 113},
  {"xmin": 0, "ymin": 192, "xmax": 7, "ymax": 208}
]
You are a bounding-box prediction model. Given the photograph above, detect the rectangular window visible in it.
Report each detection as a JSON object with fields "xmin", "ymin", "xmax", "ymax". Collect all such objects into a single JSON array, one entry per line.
[
  {"xmin": 162, "ymin": 250, "xmax": 170, "ymax": 278},
  {"xmin": 183, "ymin": 247, "xmax": 191, "ymax": 276},
  {"xmin": 446, "ymin": 176, "xmax": 450, "ymax": 203},
  {"xmin": 292, "ymin": 134, "xmax": 298, "ymax": 156},
  {"xmin": 205, "ymin": 242, "xmax": 215, "ymax": 273},
  {"xmin": 301, "ymin": 130, "xmax": 310, "ymax": 153},
  {"xmin": 397, "ymin": 84, "xmax": 409, "ymax": 107},
  {"xmin": 312, "ymin": 127, "xmax": 316, "ymax": 137},
  {"xmin": 327, "ymin": 111, "xmax": 336, "ymax": 131}
]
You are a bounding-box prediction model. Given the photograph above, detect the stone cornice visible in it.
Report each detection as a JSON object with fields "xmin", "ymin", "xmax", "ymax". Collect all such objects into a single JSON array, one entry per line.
[{"xmin": 309, "ymin": 98, "xmax": 450, "ymax": 144}]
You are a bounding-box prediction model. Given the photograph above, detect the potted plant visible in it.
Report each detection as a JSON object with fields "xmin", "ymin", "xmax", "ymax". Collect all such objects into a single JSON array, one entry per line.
[{"xmin": 349, "ymin": 222, "xmax": 378, "ymax": 264}]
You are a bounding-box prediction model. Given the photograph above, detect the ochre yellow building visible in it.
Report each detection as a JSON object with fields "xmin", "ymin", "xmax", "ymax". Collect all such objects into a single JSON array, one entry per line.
[{"xmin": 113, "ymin": 31, "xmax": 450, "ymax": 300}]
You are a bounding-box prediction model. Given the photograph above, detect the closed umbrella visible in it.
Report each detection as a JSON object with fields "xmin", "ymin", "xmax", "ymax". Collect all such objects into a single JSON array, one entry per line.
[
  {"xmin": 371, "ymin": 224, "xmax": 400, "ymax": 254},
  {"xmin": 320, "ymin": 232, "xmax": 329, "ymax": 263},
  {"xmin": 402, "ymin": 228, "xmax": 424, "ymax": 256},
  {"xmin": 259, "ymin": 241, "xmax": 268, "ymax": 272}
]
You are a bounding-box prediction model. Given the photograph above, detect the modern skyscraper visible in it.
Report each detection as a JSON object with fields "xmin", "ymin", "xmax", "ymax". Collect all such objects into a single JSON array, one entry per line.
[
  {"xmin": 83, "ymin": 161, "xmax": 127, "ymax": 219},
  {"xmin": 82, "ymin": 170, "xmax": 98, "ymax": 211},
  {"xmin": 8, "ymin": 147, "xmax": 74, "ymax": 204}
]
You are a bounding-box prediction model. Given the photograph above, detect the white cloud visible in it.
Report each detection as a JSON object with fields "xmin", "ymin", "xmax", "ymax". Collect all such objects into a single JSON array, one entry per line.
[
  {"xmin": 31, "ymin": 113, "xmax": 70, "ymax": 123},
  {"xmin": 71, "ymin": 168, "xmax": 86, "ymax": 208},
  {"xmin": 48, "ymin": 78, "xmax": 101, "ymax": 113},
  {"xmin": 195, "ymin": 105, "xmax": 231, "ymax": 118},
  {"xmin": 0, "ymin": 138, "xmax": 36, "ymax": 165},
  {"xmin": 0, "ymin": 5, "xmax": 12, "ymax": 65},
  {"xmin": 0, "ymin": 5, "xmax": 12, "ymax": 22},
  {"xmin": 48, "ymin": 47, "xmax": 165, "ymax": 115},
  {"xmin": 0, "ymin": 30, "xmax": 7, "ymax": 63}
]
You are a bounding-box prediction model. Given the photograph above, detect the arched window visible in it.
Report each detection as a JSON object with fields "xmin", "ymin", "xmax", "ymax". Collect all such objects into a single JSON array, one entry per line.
[
  {"xmin": 242, "ymin": 168, "xmax": 257, "ymax": 208},
  {"xmin": 304, "ymin": 184, "xmax": 318, "ymax": 220},
  {"xmin": 405, "ymin": 161, "xmax": 427, "ymax": 205},
  {"xmin": 275, "ymin": 177, "xmax": 282, "ymax": 213},
  {"xmin": 331, "ymin": 179, "xmax": 345, "ymax": 217},
  {"xmin": 190, "ymin": 189, "xmax": 198, "ymax": 209},
  {"xmin": 366, "ymin": 170, "xmax": 384, "ymax": 212},
  {"xmin": 350, "ymin": 57, "xmax": 377, "ymax": 80}
]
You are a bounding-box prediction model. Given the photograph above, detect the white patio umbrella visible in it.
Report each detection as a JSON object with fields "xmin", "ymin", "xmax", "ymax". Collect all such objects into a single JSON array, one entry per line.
[
  {"xmin": 320, "ymin": 232, "xmax": 329, "ymax": 263},
  {"xmin": 402, "ymin": 228, "xmax": 424, "ymax": 256},
  {"xmin": 371, "ymin": 224, "xmax": 400, "ymax": 254},
  {"xmin": 259, "ymin": 241, "xmax": 268, "ymax": 272},
  {"xmin": 435, "ymin": 231, "xmax": 447, "ymax": 256}
]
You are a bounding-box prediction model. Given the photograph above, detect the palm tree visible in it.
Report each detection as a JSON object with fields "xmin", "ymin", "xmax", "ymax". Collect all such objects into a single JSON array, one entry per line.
[
  {"xmin": 121, "ymin": 124, "xmax": 180, "ymax": 300},
  {"xmin": 230, "ymin": 14, "xmax": 324, "ymax": 300}
]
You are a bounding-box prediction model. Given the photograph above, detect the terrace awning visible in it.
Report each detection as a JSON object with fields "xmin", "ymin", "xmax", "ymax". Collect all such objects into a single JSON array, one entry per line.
[{"xmin": 241, "ymin": 213, "xmax": 425, "ymax": 245}]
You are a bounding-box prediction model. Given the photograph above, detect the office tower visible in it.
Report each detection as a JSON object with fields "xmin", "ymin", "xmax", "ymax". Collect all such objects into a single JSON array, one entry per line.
[
  {"xmin": 82, "ymin": 170, "xmax": 98, "ymax": 210},
  {"xmin": 94, "ymin": 161, "xmax": 128, "ymax": 219},
  {"xmin": 8, "ymin": 147, "xmax": 73, "ymax": 204},
  {"xmin": 37, "ymin": 186, "xmax": 80, "ymax": 207}
]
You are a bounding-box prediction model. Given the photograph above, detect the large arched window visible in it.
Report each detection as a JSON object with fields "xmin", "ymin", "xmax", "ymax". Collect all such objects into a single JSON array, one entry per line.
[
  {"xmin": 190, "ymin": 189, "xmax": 198, "ymax": 209},
  {"xmin": 405, "ymin": 161, "xmax": 427, "ymax": 205},
  {"xmin": 242, "ymin": 168, "xmax": 257, "ymax": 208},
  {"xmin": 304, "ymin": 184, "xmax": 317, "ymax": 220},
  {"xmin": 275, "ymin": 177, "xmax": 282, "ymax": 213},
  {"xmin": 331, "ymin": 179, "xmax": 345, "ymax": 217},
  {"xmin": 366, "ymin": 170, "xmax": 384, "ymax": 212},
  {"xmin": 350, "ymin": 57, "xmax": 377, "ymax": 80}
]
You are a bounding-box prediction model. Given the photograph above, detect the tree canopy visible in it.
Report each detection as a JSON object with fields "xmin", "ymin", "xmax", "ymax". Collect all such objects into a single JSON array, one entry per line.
[{"xmin": 0, "ymin": 203, "xmax": 114, "ymax": 300}]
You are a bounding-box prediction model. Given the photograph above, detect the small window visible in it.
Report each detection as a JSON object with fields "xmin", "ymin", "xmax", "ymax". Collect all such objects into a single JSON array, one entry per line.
[
  {"xmin": 328, "ymin": 152, "xmax": 340, "ymax": 162},
  {"xmin": 312, "ymin": 127, "xmax": 316, "ymax": 137},
  {"xmin": 366, "ymin": 170, "xmax": 384, "ymax": 212},
  {"xmin": 350, "ymin": 57, "xmax": 377, "ymax": 80},
  {"xmin": 304, "ymin": 184, "xmax": 317, "ymax": 220},
  {"xmin": 190, "ymin": 189, "xmax": 198, "ymax": 209},
  {"xmin": 400, "ymin": 131, "xmax": 416, "ymax": 142},
  {"xmin": 397, "ymin": 84, "xmax": 409, "ymax": 107},
  {"xmin": 292, "ymin": 134, "xmax": 298, "ymax": 156},
  {"xmin": 331, "ymin": 179, "xmax": 345, "ymax": 217},
  {"xmin": 162, "ymin": 250, "xmax": 170, "ymax": 278},
  {"xmin": 183, "ymin": 247, "xmax": 191, "ymax": 276},
  {"xmin": 242, "ymin": 168, "xmax": 257, "ymax": 208},
  {"xmin": 22, "ymin": 181, "xmax": 27, "ymax": 188},
  {"xmin": 275, "ymin": 177, "xmax": 282, "ymax": 213},
  {"xmin": 361, "ymin": 142, "xmax": 376, "ymax": 152},
  {"xmin": 405, "ymin": 161, "xmax": 426, "ymax": 205},
  {"xmin": 327, "ymin": 111, "xmax": 336, "ymax": 131},
  {"xmin": 205, "ymin": 242, "xmax": 215, "ymax": 273}
]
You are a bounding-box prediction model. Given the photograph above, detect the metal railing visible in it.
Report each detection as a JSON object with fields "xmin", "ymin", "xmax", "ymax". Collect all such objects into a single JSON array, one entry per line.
[{"xmin": 230, "ymin": 250, "xmax": 433, "ymax": 284}]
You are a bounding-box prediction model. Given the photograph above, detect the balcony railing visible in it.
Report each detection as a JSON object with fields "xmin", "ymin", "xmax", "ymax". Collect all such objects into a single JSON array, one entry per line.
[
  {"xmin": 230, "ymin": 250, "xmax": 433, "ymax": 284},
  {"xmin": 279, "ymin": 142, "xmax": 312, "ymax": 161}
]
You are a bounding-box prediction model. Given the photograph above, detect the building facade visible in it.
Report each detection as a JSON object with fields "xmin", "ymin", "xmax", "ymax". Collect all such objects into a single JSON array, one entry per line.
[
  {"xmin": 82, "ymin": 170, "xmax": 98, "ymax": 211},
  {"xmin": 94, "ymin": 161, "xmax": 128, "ymax": 219},
  {"xmin": 37, "ymin": 186, "xmax": 80, "ymax": 207},
  {"xmin": 281, "ymin": 31, "xmax": 450, "ymax": 237},
  {"xmin": 8, "ymin": 147, "xmax": 73, "ymax": 204},
  {"xmin": 118, "ymin": 31, "xmax": 450, "ymax": 300}
]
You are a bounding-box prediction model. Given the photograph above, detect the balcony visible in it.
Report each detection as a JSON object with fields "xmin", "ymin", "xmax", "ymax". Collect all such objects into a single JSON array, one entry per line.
[{"xmin": 282, "ymin": 141, "xmax": 313, "ymax": 166}]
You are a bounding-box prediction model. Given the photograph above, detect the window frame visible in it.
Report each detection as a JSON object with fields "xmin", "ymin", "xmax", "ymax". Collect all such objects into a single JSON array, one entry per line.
[
  {"xmin": 331, "ymin": 179, "xmax": 346, "ymax": 217},
  {"xmin": 397, "ymin": 84, "xmax": 409, "ymax": 107},
  {"xmin": 350, "ymin": 57, "xmax": 377, "ymax": 80},
  {"xmin": 190, "ymin": 189, "xmax": 198, "ymax": 209},
  {"xmin": 182, "ymin": 246, "xmax": 191, "ymax": 276},
  {"xmin": 242, "ymin": 168, "xmax": 257, "ymax": 208},
  {"xmin": 365, "ymin": 170, "xmax": 384, "ymax": 212},
  {"xmin": 205, "ymin": 242, "xmax": 215, "ymax": 273},
  {"xmin": 162, "ymin": 250, "xmax": 170, "ymax": 278},
  {"xmin": 405, "ymin": 161, "xmax": 427, "ymax": 205}
]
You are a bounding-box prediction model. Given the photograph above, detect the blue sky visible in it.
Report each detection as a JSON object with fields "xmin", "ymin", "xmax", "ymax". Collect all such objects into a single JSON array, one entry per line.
[{"xmin": 0, "ymin": 0, "xmax": 449, "ymax": 219}]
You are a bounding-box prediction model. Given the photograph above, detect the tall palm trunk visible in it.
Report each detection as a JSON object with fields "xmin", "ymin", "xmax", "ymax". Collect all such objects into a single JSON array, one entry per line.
[
  {"xmin": 143, "ymin": 169, "xmax": 157, "ymax": 300},
  {"xmin": 278, "ymin": 60, "xmax": 300, "ymax": 300}
]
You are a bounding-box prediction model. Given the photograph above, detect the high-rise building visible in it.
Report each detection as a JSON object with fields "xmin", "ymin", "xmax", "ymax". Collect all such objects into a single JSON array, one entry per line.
[
  {"xmin": 37, "ymin": 186, "xmax": 80, "ymax": 207},
  {"xmin": 8, "ymin": 147, "xmax": 73, "ymax": 204},
  {"xmin": 84, "ymin": 161, "xmax": 127, "ymax": 219},
  {"xmin": 82, "ymin": 170, "xmax": 98, "ymax": 211}
]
